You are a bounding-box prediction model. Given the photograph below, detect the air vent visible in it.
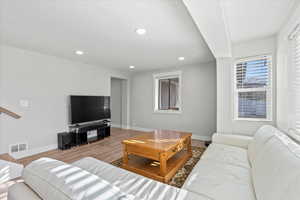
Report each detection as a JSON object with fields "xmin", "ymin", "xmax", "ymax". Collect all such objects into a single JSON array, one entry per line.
[
  {"xmin": 9, "ymin": 143, "xmax": 28, "ymax": 154},
  {"xmin": 10, "ymin": 144, "xmax": 19, "ymax": 153},
  {"xmin": 19, "ymin": 143, "xmax": 27, "ymax": 151}
]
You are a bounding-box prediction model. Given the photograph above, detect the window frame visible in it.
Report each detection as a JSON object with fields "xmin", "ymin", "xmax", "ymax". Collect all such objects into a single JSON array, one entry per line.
[
  {"xmin": 153, "ymin": 71, "xmax": 182, "ymax": 114},
  {"xmin": 233, "ymin": 55, "xmax": 273, "ymax": 121}
]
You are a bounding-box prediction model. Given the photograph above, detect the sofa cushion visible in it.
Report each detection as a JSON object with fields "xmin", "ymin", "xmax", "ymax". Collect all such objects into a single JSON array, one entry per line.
[
  {"xmin": 183, "ymin": 144, "xmax": 256, "ymax": 200},
  {"xmin": 248, "ymin": 125, "xmax": 278, "ymax": 165},
  {"xmin": 212, "ymin": 134, "xmax": 253, "ymax": 149},
  {"xmin": 201, "ymin": 143, "xmax": 250, "ymax": 169},
  {"xmin": 22, "ymin": 157, "xmax": 138, "ymax": 200},
  {"xmin": 288, "ymin": 128, "xmax": 300, "ymax": 143},
  {"xmin": 251, "ymin": 130, "xmax": 300, "ymax": 200},
  {"xmin": 183, "ymin": 158, "xmax": 256, "ymax": 200},
  {"xmin": 72, "ymin": 157, "xmax": 211, "ymax": 200}
]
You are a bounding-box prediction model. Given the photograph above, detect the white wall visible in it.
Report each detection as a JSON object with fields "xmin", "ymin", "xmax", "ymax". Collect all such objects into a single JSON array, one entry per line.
[
  {"xmin": 130, "ymin": 62, "xmax": 216, "ymax": 141},
  {"xmin": 217, "ymin": 36, "xmax": 277, "ymax": 136},
  {"xmin": 277, "ymin": 3, "xmax": 300, "ymax": 132},
  {"xmin": 121, "ymin": 79, "xmax": 129, "ymax": 128},
  {"xmin": 0, "ymin": 45, "xmax": 130, "ymax": 155}
]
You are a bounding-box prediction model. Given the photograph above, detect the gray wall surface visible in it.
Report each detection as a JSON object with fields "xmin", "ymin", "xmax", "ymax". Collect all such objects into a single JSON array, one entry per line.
[
  {"xmin": 121, "ymin": 79, "xmax": 129, "ymax": 127},
  {"xmin": 111, "ymin": 78, "xmax": 122, "ymax": 126},
  {"xmin": 130, "ymin": 62, "xmax": 217, "ymax": 140},
  {"xmin": 111, "ymin": 78, "xmax": 129, "ymax": 127}
]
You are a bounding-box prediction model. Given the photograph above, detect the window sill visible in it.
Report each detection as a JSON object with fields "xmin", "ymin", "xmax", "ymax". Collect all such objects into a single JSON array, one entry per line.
[
  {"xmin": 153, "ymin": 110, "xmax": 182, "ymax": 114},
  {"xmin": 233, "ymin": 118, "xmax": 272, "ymax": 122}
]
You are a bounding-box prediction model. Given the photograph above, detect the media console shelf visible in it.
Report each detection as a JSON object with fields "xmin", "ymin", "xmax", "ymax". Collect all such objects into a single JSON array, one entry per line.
[{"xmin": 58, "ymin": 121, "xmax": 111, "ymax": 150}]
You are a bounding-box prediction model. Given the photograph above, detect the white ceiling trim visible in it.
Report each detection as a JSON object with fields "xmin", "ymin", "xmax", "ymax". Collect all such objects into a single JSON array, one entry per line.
[
  {"xmin": 220, "ymin": 1, "xmax": 233, "ymax": 54},
  {"xmin": 183, "ymin": 0, "xmax": 232, "ymax": 58}
]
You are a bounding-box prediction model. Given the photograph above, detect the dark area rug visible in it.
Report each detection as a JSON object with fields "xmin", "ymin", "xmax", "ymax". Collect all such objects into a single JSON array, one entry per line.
[{"xmin": 110, "ymin": 146, "xmax": 206, "ymax": 188}]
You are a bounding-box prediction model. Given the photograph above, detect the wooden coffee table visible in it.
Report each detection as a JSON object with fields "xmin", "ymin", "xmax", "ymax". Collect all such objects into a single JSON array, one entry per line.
[{"xmin": 122, "ymin": 130, "xmax": 192, "ymax": 183}]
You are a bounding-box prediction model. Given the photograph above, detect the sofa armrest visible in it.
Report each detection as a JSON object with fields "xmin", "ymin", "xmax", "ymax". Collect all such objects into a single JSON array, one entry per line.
[{"xmin": 212, "ymin": 133, "xmax": 253, "ymax": 149}]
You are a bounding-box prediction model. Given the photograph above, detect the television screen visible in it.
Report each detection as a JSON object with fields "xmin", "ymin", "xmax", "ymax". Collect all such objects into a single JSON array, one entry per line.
[{"xmin": 70, "ymin": 95, "xmax": 110, "ymax": 124}]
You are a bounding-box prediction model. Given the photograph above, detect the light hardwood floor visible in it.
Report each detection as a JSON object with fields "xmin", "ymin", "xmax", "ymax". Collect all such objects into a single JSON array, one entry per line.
[{"xmin": 0, "ymin": 128, "xmax": 205, "ymax": 166}]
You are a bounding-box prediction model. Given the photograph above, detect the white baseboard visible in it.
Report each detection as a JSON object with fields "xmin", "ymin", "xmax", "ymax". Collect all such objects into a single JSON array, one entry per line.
[
  {"xmin": 10, "ymin": 144, "xmax": 57, "ymax": 159},
  {"xmin": 111, "ymin": 124, "xmax": 153, "ymax": 132},
  {"xmin": 111, "ymin": 123, "xmax": 122, "ymax": 128},
  {"xmin": 192, "ymin": 134, "xmax": 212, "ymax": 141},
  {"xmin": 128, "ymin": 126, "xmax": 154, "ymax": 132},
  {"xmin": 111, "ymin": 124, "xmax": 132, "ymax": 129}
]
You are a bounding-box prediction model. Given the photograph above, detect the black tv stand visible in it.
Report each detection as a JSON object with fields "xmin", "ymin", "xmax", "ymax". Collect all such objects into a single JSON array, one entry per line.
[
  {"xmin": 58, "ymin": 120, "xmax": 111, "ymax": 150},
  {"xmin": 73, "ymin": 121, "xmax": 111, "ymax": 144}
]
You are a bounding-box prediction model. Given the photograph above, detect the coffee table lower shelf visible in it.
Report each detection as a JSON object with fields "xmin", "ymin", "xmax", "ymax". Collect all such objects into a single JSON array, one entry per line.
[{"xmin": 122, "ymin": 150, "xmax": 192, "ymax": 183}]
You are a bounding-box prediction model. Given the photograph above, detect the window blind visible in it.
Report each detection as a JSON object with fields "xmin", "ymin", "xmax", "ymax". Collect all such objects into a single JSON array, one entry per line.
[
  {"xmin": 234, "ymin": 55, "xmax": 272, "ymax": 120},
  {"xmin": 236, "ymin": 58, "xmax": 270, "ymax": 89},
  {"xmin": 292, "ymin": 33, "xmax": 300, "ymax": 130}
]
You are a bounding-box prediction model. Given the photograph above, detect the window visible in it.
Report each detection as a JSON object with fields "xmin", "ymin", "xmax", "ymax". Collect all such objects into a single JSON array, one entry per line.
[
  {"xmin": 154, "ymin": 71, "xmax": 181, "ymax": 113},
  {"xmin": 290, "ymin": 26, "xmax": 300, "ymax": 131},
  {"xmin": 234, "ymin": 55, "xmax": 272, "ymax": 121}
]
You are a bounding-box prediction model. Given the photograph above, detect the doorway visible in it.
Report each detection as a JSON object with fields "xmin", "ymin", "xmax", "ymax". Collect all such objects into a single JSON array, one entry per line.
[{"xmin": 110, "ymin": 77, "xmax": 128, "ymax": 128}]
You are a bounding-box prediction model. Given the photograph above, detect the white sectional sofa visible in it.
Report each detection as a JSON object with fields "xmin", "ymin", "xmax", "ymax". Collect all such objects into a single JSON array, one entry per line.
[
  {"xmin": 8, "ymin": 125, "xmax": 300, "ymax": 200},
  {"xmin": 0, "ymin": 160, "xmax": 23, "ymax": 183}
]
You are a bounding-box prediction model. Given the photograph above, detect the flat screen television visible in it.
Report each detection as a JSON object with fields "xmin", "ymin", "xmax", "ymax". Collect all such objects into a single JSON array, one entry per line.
[{"xmin": 69, "ymin": 95, "xmax": 111, "ymax": 125}]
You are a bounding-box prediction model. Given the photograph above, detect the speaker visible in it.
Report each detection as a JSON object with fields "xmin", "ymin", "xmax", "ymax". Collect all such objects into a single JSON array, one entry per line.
[
  {"xmin": 58, "ymin": 132, "xmax": 75, "ymax": 150},
  {"xmin": 104, "ymin": 127, "xmax": 110, "ymax": 137}
]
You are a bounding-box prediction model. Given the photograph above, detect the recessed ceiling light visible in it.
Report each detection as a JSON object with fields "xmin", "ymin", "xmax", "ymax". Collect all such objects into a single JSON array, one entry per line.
[
  {"xmin": 135, "ymin": 28, "xmax": 146, "ymax": 35},
  {"xmin": 75, "ymin": 50, "xmax": 84, "ymax": 55},
  {"xmin": 129, "ymin": 65, "xmax": 135, "ymax": 69},
  {"xmin": 178, "ymin": 57, "xmax": 185, "ymax": 61}
]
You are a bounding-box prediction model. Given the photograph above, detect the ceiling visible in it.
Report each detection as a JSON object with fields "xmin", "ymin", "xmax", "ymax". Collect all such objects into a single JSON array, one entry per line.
[
  {"xmin": 0, "ymin": 0, "xmax": 215, "ymax": 71},
  {"xmin": 221, "ymin": 0, "xmax": 298, "ymax": 43}
]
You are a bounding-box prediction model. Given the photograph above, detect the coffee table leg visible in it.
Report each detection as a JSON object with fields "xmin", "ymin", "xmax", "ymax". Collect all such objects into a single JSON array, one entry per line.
[
  {"xmin": 123, "ymin": 144, "xmax": 128, "ymax": 165},
  {"xmin": 187, "ymin": 136, "xmax": 192, "ymax": 155},
  {"xmin": 159, "ymin": 152, "xmax": 167, "ymax": 177}
]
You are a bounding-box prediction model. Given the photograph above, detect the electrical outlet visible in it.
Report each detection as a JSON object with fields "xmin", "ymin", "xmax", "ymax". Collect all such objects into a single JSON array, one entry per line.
[{"xmin": 20, "ymin": 99, "xmax": 29, "ymax": 108}]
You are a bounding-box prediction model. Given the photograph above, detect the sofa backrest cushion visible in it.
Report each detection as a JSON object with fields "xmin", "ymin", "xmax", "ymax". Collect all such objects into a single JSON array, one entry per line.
[
  {"xmin": 288, "ymin": 128, "xmax": 300, "ymax": 143},
  {"xmin": 22, "ymin": 157, "xmax": 137, "ymax": 200},
  {"xmin": 251, "ymin": 130, "xmax": 300, "ymax": 200},
  {"xmin": 248, "ymin": 125, "xmax": 278, "ymax": 165}
]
